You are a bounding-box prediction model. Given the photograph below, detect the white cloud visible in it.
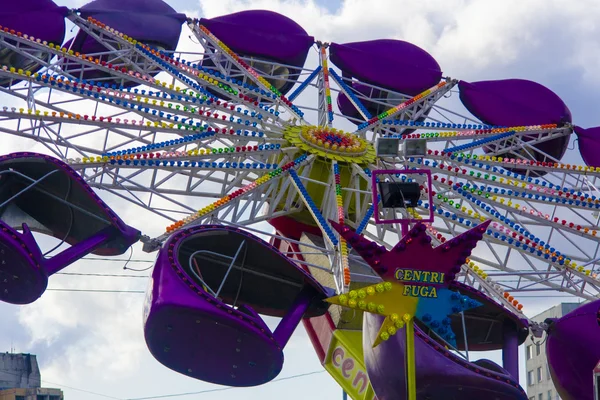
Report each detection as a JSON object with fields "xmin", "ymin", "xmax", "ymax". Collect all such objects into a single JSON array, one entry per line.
[{"xmin": 1, "ymin": 0, "xmax": 599, "ymax": 398}]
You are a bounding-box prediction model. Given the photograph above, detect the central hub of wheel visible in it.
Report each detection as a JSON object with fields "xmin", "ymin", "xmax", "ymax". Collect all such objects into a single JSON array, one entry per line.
[{"xmin": 284, "ymin": 125, "xmax": 376, "ymax": 163}]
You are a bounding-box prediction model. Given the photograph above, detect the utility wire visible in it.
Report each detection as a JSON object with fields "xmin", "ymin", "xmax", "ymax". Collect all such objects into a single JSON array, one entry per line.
[
  {"xmin": 46, "ymin": 288, "xmax": 145, "ymax": 294},
  {"xmin": 126, "ymin": 370, "xmax": 327, "ymax": 400},
  {"xmin": 44, "ymin": 287, "xmax": 582, "ymax": 299},
  {"xmin": 55, "ymin": 272, "xmax": 148, "ymax": 278}
]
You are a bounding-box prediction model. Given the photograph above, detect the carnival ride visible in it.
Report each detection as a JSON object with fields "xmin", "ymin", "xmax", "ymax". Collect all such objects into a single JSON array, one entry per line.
[{"xmin": 0, "ymin": 1, "xmax": 600, "ymax": 399}]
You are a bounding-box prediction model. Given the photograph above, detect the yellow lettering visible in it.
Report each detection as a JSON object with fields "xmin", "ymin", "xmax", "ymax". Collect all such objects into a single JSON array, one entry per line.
[
  {"xmin": 413, "ymin": 270, "xmax": 422, "ymax": 282},
  {"xmin": 438, "ymin": 273, "xmax": 445, "ymax": 284},
  {"xmin": 404, "ymin": 270, "xmax": 413, "ymax": 281},
  {"xmin": 422, "ymin": 271, "xmax": 431, "ymax": 282},
  {"xmin": 429, "ymin": 287, "xmax": 437, "ymax": 298},
  {"xmin": 431, "ymin": 272, "xmax": 439, "ymax": 283},
  {"xmin": 395, "ymin": 269, "xmax": 404, "ymax": 280},
  {"xmin": 410, "ymin": 285, "xmax": 419, "ymax": 297},
  {"xmin": 403, "ymin": 285, "xmax": 411, "ymax": 296}
]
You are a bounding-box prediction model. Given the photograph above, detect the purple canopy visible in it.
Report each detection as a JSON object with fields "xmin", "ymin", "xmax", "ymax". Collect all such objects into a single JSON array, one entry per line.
[
  {"xmin": 0, "ymin": 0, "xmax": 67, "ymax": 45},
  {"xmin": 460, "ymin": 79, "xmax": 572, "ymax": 171},
  {"xmin": 458, "ymin": 79, "xmax": 572, "ymax": 127},
  {"xmin": 77, "ymin": 0, "xmax": 186, "ymax": 51},
  {"xmin": 546, "ymin": 300, "xmax": 600, "ymax": 400},
  {"xmin": 200, "ymin": 10, "xmax": 314, "ymax": 67},
  {"xmin": 574, "ymin": 126, "xmax": 600, "ymax": 167},
  {"xmin": 330, "ymin": 39, "xmax": 442, "ymax": 96},
  {"xmin": 363, "ymin": 313, "xmax": 528, "ymax": 400}
]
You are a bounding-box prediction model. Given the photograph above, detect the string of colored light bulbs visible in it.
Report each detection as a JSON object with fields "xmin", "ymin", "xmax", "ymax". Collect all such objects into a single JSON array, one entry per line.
[
  {"xmin": 0, "ymin": 22, "xmax": 287, "ymax": 132},
  {"xmin": 197, "ymin": 24, "xmax": 304, "ymax": 119},
  {"xmin": 0, "ymin": 67, "xmax": 274, "ymax": 137},
  {"xmin": 320, "ymin": 46, "xmax": 334, "ymax": 125},
  {"xmin": 81, "ymin": 16, "xmax": 286, "ymax": 121},
  {"xmin": 426, "ymin": 186, "xmax": 598, "ymax": 285},
  {"xmin": 418, "ymin": 184, "xmax": 594, "ymax": 283},
  {"xmin": 423, "ymin": 179, "xmax": 594, "ymax": 277},
  {"xmin": 164, "ymin": 154, "xmax": 311, "ymax": 235},
  {"xmin": 333, "ymin": 161, "xmax": 351, "ymax": 286},
  {"xmin": 429, "ymin": 178, "xmax": 599, "ymax": 272},
  {"xmin": 74, "ymin": 144, "xmax": 283, "ymax": 172},
  {"xmin": 362, "ymin": 167, "xmax": 591, "ymax": 276},
  {"xmin": 412, "ymin": 160, "xmax": 600, "ymax": 250},
  {"xmin": 415, "ymin": 155, "xmax": 600, "ymax": 212},
  {"xmin": 431, "ymin": 150, "xmax": 600, "ymax": 175},
  {"xmin": 289, "ymin": 169, "xmax": 339, "ymax": 247},
  {"xmin": 356, "ymin": 81, "xmax": 450, "ymax": 132},
  {"xmin": 0, "ymin": 97, "xmax": 277, "ymax": 170}
]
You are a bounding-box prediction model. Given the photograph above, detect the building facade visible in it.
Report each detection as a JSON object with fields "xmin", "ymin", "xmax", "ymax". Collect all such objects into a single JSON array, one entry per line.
[
  {"xmin": 524, "ymin": 303, "xmax": 580, "ymax": 400},
  {"xmin": 0, "ymin": 353, "xmax": 63, "ymax": 400}
]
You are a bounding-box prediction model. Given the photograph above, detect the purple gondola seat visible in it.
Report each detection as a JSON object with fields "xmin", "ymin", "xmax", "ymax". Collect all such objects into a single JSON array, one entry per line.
[
  {"xmin": 64, "ymin": 0, "xmax": 185, "ymax": 85},
  {"xmin": 332, "ymin": 39, "xmax": 441, "ymax": 129},
  {"xmin": 363, "ymin": 311, "xmax": 528, "ymax": 400},
  {"xmin": 545, "ymin": 300, "xmax": 600, "ymax": 400},
  {"xmin": 199, "ymin": 10, "xmax": 314, "ymax": 98},
  {"xmin": 144, "ymin": 225, "xmax": 331, "ymax": 386},
  {"xmin": 459, "ymin": 79, "xmax": 572, "ymax": 175},
  {"xmin": 0, "ymin": 0, "xmax": 68, "ymax": 87},
  {"xmin": 0, "ymin": 152, "xmax": 140, "ymax": 304}
]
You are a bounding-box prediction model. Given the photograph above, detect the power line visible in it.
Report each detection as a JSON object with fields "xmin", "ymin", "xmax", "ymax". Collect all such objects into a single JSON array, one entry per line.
[
  {"xmin": 126, "ymin": 370, "xmax": 327, "ymax": 400},
  {"xmin": 44, "ymin": 288, "xmax": 584, "ymax": 299},
  {"xmin": 46, "ymin": 288, "xmax": 145, "ymax": 294},
  {"xmin": 55, "ymin": 272, "xmax": 148, "ymax": 278},
  {"xmin": 42, "ymin": 380, "xmax": 122, "ymax": 400},
  {"xmin": 81, "ymin": 257, "xmax": 154, "ymax": 263},
  {"xmin": 0, "ymin": 369, "xmax": 121, "ymax": 400}
]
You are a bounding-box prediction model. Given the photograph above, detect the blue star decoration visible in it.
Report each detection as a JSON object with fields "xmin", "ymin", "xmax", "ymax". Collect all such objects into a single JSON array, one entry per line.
[
  {"xmin": 330, "ymin": 219, "xmax": 489, "ymax": 347},
  {"xmin": 416, "ymin": 288, "xmax": 482, "ymax": 347}
]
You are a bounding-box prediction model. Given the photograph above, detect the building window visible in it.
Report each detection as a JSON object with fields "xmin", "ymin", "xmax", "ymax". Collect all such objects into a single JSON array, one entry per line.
[
  {"xmin": 547, "ymin": 390, "xmax": 552, "ymax": 400},
  {"xmin": 536, "ymin": 343, "xmax": 541, "ymax": 356},
  {"xmin": 527, "ymin": 370, "xmax": 534, "ymax": 386},
  {"xmin": 16, "ymin": 396, "xmax": 25, "ymax": 400},
  {"xmin": 546, "ymin": 363, "xmax": 551, "ymax": 380},
  {"xmin": 537, "ymin": 366, "xmax": 543, "ymax": 382},
  {"xmin": 527, "ymin": 345, "xmax": 533, "ymax": 360}
]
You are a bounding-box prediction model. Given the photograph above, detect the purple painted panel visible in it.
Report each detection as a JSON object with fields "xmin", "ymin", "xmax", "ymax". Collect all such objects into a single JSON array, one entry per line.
[
  {"xmin": 574, "ymin": 126, "xmax": 600, "ymax": 167},
  {"xmin": 363, "ymin": 313, "xmax": 528, "ymax": 400},
  {"xmin": 0, "ymin": 153, "xmax": 139, "ymax": 305},
  {"xmin": 144, "ymin": 225, "xmax": 331, "ymax": 386},
  {"xmin": 546, "ymin": 300, "xmax": 600, "ymax": 400},
  {"xmin": 0, "ymin": 0, "xmax": 67, "ymax": 44},
  {"xmin": 145, "ymin": 238, "xmax": 283, "ymax": 387},
  {"xmin": 78, "ymin": 0, "xmax": 186, "ymax": 50},
  {"xmin": 200, "ymin": 10, "xmax": 314, "ymax": 67},
  {"xmin": 0, "ymin": 221, "xmax": 47, "ymax": 304},
  {"xmin": 458, "ymin": 79, "xmax": 572, "ymax": 127},
  {"xmin": 330, "ymin": 40, "xmax": 442, "ymax": 96}
]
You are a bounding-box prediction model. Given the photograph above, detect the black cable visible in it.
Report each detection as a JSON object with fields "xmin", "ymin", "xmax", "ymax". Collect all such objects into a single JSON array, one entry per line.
[
  {"xmin": 55, "ymin": 272, "xmax": 148, "ymax": 278},
  {"xmin": 0, "ymin": 369, "xmax": 122, "ymax": 399},
  {"xmin": 126, "ymin": 370, "xmax": 327, "ymax": 400},
  {"xmin": 82, "ymin": 257, "xmax": 153, "ymax": 263},
  {"xmin": 46, "ymin": 288, "xmax": 145, "ymax": 294}
]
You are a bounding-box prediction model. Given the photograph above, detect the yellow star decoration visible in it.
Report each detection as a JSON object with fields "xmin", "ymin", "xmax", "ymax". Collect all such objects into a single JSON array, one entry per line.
[{"xmin": 325, "ymin": 281, "xmax": 419, "ymax": 348}]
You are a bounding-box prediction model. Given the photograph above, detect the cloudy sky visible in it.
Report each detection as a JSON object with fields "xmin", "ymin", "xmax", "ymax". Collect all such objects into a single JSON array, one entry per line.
[{"xmin": 2, "ymin": 0, "xmax": 600, "ymax": 399}]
